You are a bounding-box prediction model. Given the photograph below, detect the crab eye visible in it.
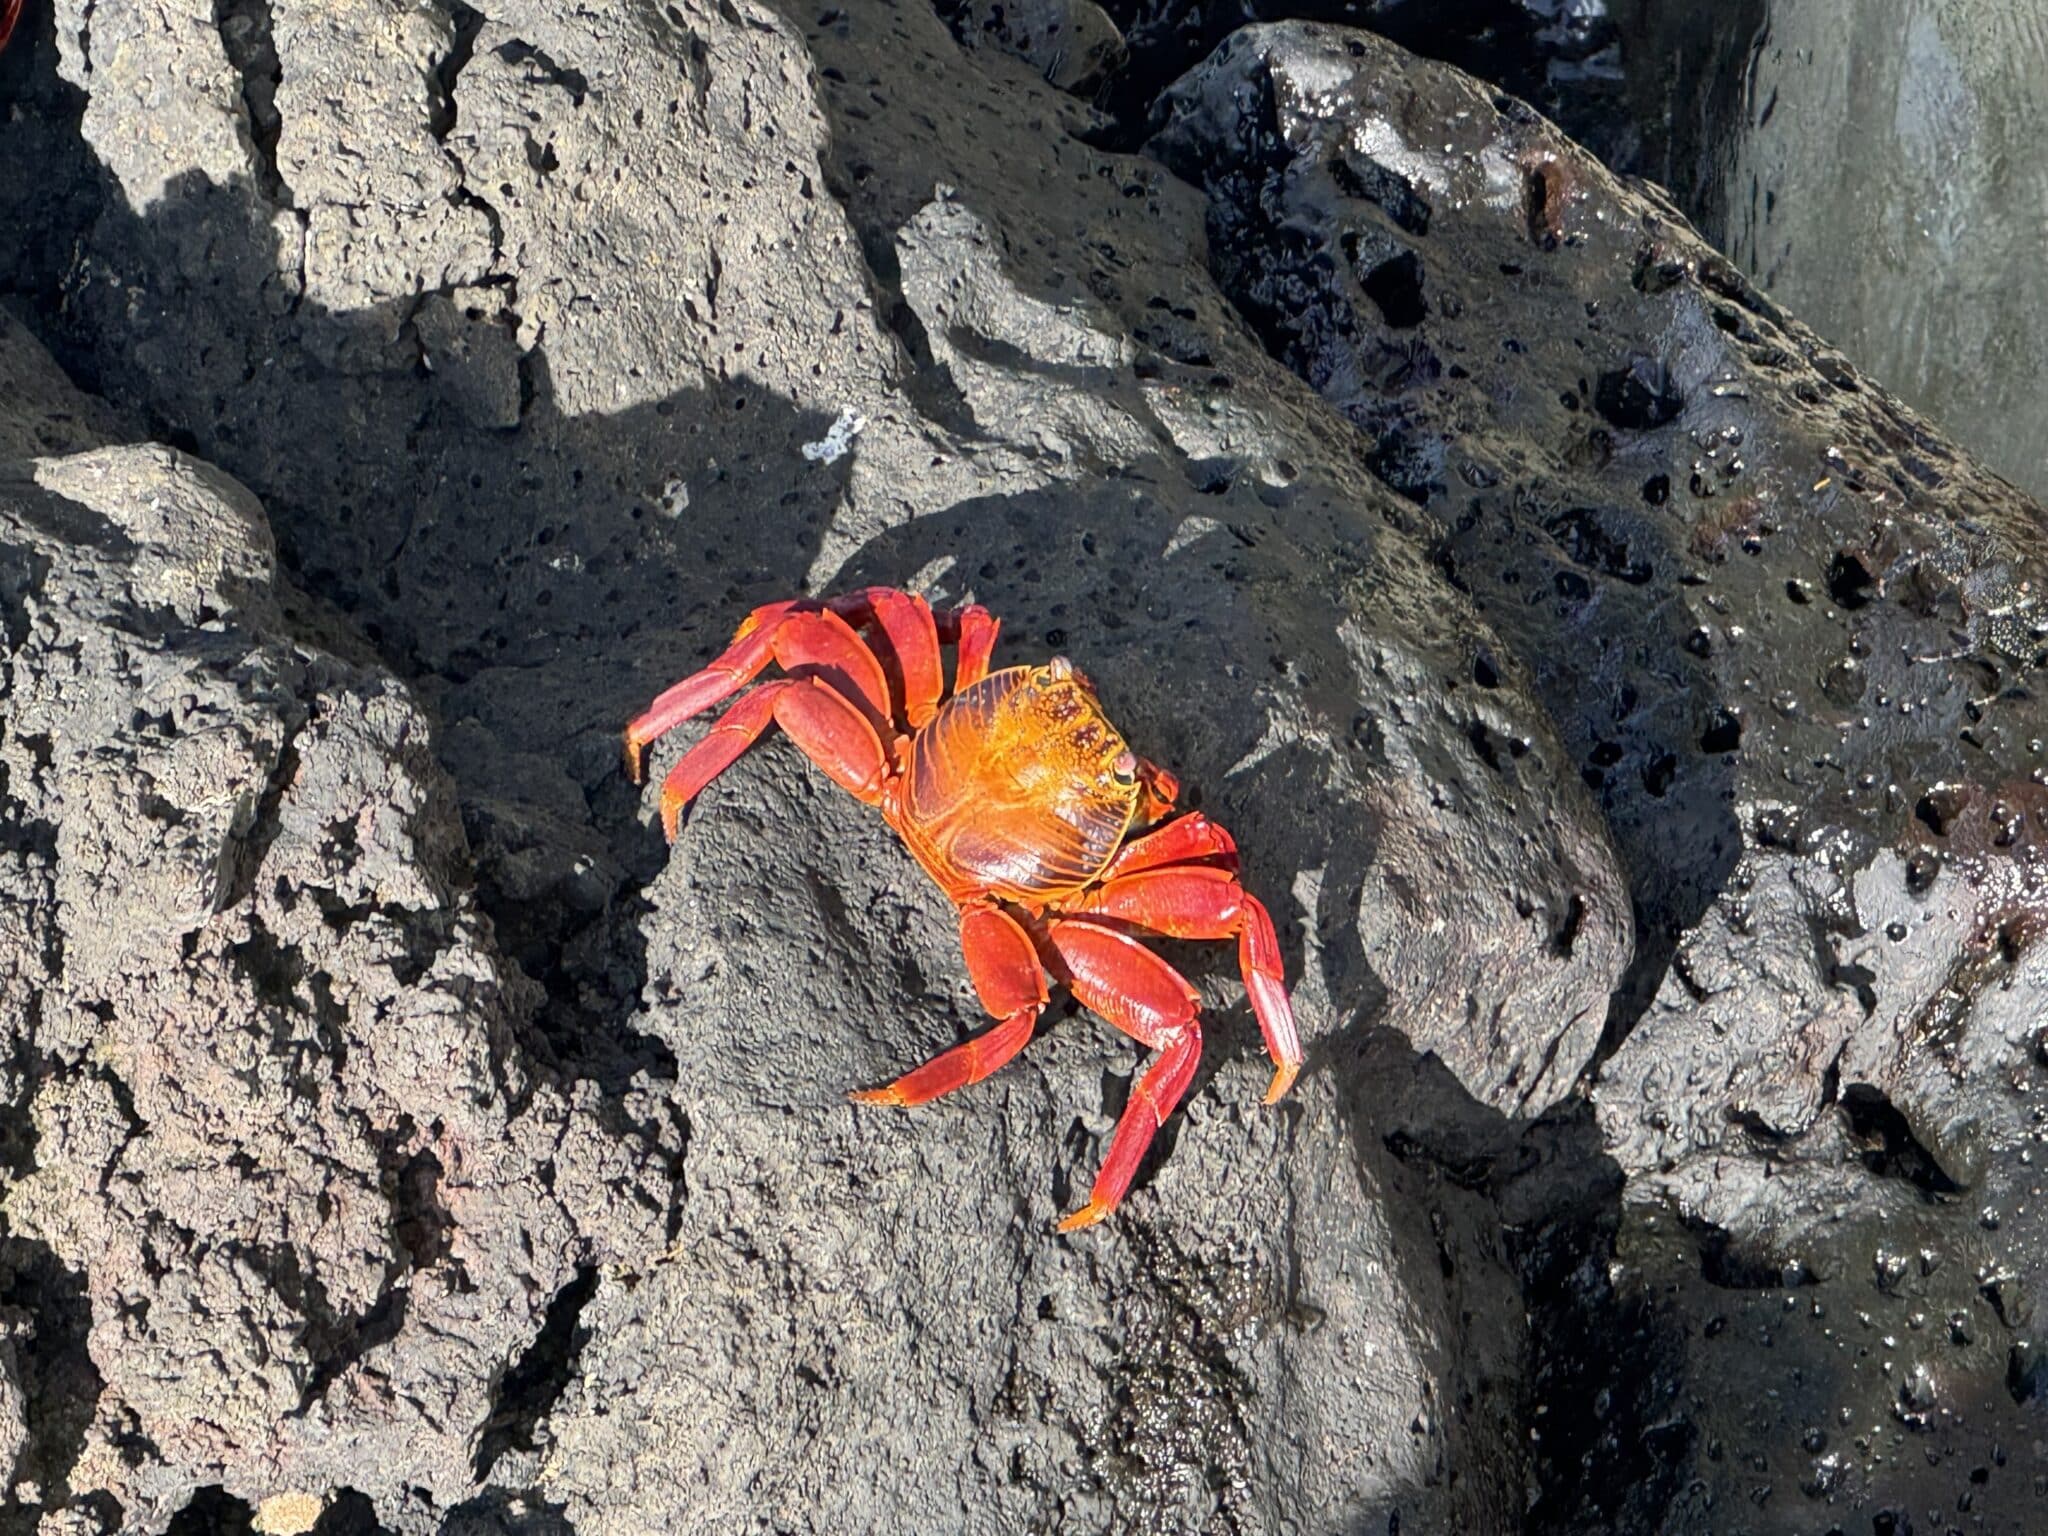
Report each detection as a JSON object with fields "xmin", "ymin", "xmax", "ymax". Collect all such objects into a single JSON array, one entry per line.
[{"xmin": 1111, "ymin": 751, "xmax": 1137, "ymax": 785}]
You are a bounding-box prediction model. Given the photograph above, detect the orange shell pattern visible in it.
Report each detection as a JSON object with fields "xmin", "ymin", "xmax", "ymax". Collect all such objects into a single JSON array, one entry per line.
[{"xmin": 896, "ymin": 665, "xmax": 1138, "ymax": 904}]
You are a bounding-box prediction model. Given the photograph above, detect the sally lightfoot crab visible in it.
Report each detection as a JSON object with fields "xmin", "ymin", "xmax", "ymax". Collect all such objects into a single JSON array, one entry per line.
[{"xmin": 624, "ymin": 587, "xmax": 1302, "ymax": 1231}]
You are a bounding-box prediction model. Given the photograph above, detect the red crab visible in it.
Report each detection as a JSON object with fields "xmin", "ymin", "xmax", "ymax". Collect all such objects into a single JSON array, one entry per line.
[
  {"xmin": 624, "ymin": 587, "xmax": 1301, "ymax": 1231},
  {"xmin": 0, "ymin": 0, "xmax": 23, "ymax": 56}
]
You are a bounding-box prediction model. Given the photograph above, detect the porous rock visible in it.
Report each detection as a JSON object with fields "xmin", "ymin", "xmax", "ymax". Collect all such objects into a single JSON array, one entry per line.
[
  {"xmin": 10, "ymin": 0, "xmax": 2048, "ymax": 1525},
  {"xmin": 0, "ymin": 431, "xmax": 676, "ymax": 1532},
  {"xmin": 1151, "ymin": 23, "xmax": 2048, "ymax": 1529},
  {"xmin": 0, "ymin": 0, "xmax": 1642, "ymax": 1528}
]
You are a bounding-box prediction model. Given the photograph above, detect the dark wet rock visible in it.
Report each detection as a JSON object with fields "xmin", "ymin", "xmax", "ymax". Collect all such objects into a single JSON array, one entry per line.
[
  {"xmin": 1089, "ymin": 0, "xmax": 1622, "ymax": 145},
  {"xmin": 1151, "ymin": 22, "xmax": 2048, "ymax": 1530},
  {"xmin": 934, "ymin": 0, "xmax": 1129, "ymax": 93}
]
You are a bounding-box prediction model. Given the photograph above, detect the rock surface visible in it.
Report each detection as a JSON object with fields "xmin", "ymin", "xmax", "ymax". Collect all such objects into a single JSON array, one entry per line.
[
  {"xmin": 0, "ymin": 1, "xmax": 2042, "ymax": 1535},
  {"xmin": 0, "ymin": 434, "xmax": 677, "ymax": 1530},
  {"xmin": 1151, "ymin": 22, "xmax": 2048, "ymax": 1531}
]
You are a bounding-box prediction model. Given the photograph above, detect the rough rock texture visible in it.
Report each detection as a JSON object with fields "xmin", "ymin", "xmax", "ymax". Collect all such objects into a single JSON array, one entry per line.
[
  {"xmin": 1082, "ymin": 0, "xmax": 1620, "ymax": 137},
  {"xmin": 542, "ymin": 462, "xmax": 1628, "ymax": 1530},
  {"xmin": 1151, "ymin": 23, "xmax": 2048, "ymax": 1531},
  {"xmin": 0, "ymin": 314, "xmax": 130, "ymax": 464},
  {"xmin": 0, "ymin": 434, "xmax": 678, "ymax": 1532},
  {"xmin": 1, "ymin": 0, "xmax": 2045, "ymax": 1532},
  {"xmin": 0, "ymin": 0, "xmax": 1641, "ymax": 1529}
]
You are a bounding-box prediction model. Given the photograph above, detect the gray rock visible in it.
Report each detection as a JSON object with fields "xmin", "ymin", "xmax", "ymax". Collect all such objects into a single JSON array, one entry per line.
[
  {"xmin": 0, "ymin": 0, "xmax": 1643, "ymax": 1526},
  {"xmin": 543, "ymin": 455, "xmax": 1605, "ymax": 1530},
  {"xmin": 0, "ymin": 435, "xmax": 677, "ymax": 1532},
  {"xmin": 0, "ymin": 313, "xmax": 130, "ymax": 464},
  {"xmin": 10, "ymin": 0, "xmax": 2048, "ymax": 1526}
]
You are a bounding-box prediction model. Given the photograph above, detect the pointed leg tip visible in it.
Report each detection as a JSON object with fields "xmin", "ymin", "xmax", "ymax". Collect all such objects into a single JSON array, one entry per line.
[
  {"xmin": 1263, "ymin": 1062, "xmax": 1300, "ymax": 1104},
  {"xmin": 658, "ymin": 791, "xmax": 688, "ymax": 843},
  {"xmin": 1056, "ymin": 1200, "xmax": 1112, "ymax": 1234},
  {"xmin": 622, "ymin": 738, "xmax": 647, "ymax": 785},
  {"xmin": 848, "ymin": 1086, "xmax": 908, "ymax": 1107}
]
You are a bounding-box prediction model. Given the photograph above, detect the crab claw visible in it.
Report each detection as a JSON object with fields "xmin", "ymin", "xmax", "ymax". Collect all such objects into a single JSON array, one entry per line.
[{"xmin": 622, "ymin": 600, "xmax": 811, "ymax": 781}]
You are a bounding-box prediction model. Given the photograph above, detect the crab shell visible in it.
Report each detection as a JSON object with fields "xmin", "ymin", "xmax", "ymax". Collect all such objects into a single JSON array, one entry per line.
[{"xmin": 893, "ymin": 659, "xmax": 1142, "ymax": 906}]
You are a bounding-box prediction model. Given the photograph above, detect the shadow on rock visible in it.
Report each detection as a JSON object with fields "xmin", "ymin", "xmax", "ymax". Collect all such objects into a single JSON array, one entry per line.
[
  {"xmin": 0, "ymin": 1240, "xmax": 100, "ymax": 1530},
  {"xmin": 42, "ymin": 167, "xmax": 861, "ymax": 1109},
  {"xmin": 790, "ymin": 474, "xmax": 1626, "ymax": 1528}
]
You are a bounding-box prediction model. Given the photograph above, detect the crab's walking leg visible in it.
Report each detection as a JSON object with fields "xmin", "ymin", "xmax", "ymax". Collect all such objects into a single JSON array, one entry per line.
[
  {"xmin": 831, "ymin": 588, "xmax": 945, "ymax": 729},
  {"xmin": 851, "ymin": 905, "xmax": 1048, "ymax": 1105},
  {"xmin": 1235, "ymin": 895, "xmax": 1299, "ymax": 1101},
  {"xmin": 1076, "ymin": 866, "xmax": 1302, "ymax": 1103},
  {"xmin": 624, "ymin": 599, "xmax": 812, "ymax": 781},
  {"xmin": 773, "ymin": 609, "xmax": 894, "ymax": 737},
  {"xmin": 1102, "ymin": 812, "xmax": 1239, "ymax": 880},
  {"xmin": 936, "ymin": 604, "xmax": 1001, "ymax": 690},
  {"xmin": 1043, "ymin": 919, "xmax": 1204, "ymax": 1232},
  {"xmin": 656, "ymin": 676, "xmax": 886, "ymax": 838}
]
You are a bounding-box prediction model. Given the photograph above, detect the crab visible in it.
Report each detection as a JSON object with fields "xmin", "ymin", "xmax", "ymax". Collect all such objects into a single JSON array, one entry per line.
[{"xmin": 623, "ymin": 586, "xmax": 1301, "ymax": 1231}]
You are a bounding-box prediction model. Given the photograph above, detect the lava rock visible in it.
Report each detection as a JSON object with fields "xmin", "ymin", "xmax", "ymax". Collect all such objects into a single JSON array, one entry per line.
[
  {"xmin": 10, "ymin": 0, "xmax": 2048, "ymax": 1527},
  {"xmin": 1088, "ymin": 0, "xmax": 1625, "ymax": 146},
  {"xmin": 1151, "ymin": 22, "xmax": 2048, "ymax": 1530},
  {"xmin": 0, "ymin": 311, "xmax": 130, "ymax": 463},
  {"xmin": 0, "ymin": 429, "xmax": 677, "ymax": 1531},
  {"xmin": 935, "ymin": 0, "xmax": 1129, "ymax": 94},
  {"xmin": 0, "ymin": 0, "xmax": 1645, "ymax": 1527}
]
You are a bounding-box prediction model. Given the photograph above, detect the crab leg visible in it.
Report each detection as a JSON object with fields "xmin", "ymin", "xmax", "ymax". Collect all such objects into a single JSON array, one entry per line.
[
  {"xmin": 628, "ymin": 599, "xmax": 900, "ymax": 782},
  {"xmin": 829, "ymin": 587, "xmax": 945, "ymax": 730},
  {"xmin": 936, "ymin": 604, "xmax": 1001, "ymax": 690},
  {"xmin": 1235, "ymin": 896, "xmax": 1298, "ymax": 1101},
  {"xmin": 1064, "ymin": 1034, "xmax": 1201, "ymax": 1234},
  {"xmin": 656, "ymin": 676, "xmax": 887, "ymax": 838},
  {"xmin": 851, "ymin": 905, "xmax": 1047, "ymax": 1105},
  {"xmin": 1075, "ymin": 866, "xmax": 1300, "ymax": 1104},
  {"xmin": 773, "ymin": 609, "xmax": 895, "ymax": 737},
  {"xmin": 1043, "ymin": 918, "xmax": 1204, "ymax": 1231},
  {"xmin": 623, "ymin": 599, "xmax": 813, "ymax": 780},
  {"xmin": 1102, "ymin": 812, "xmax": 1239, "ymax": 880}
]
